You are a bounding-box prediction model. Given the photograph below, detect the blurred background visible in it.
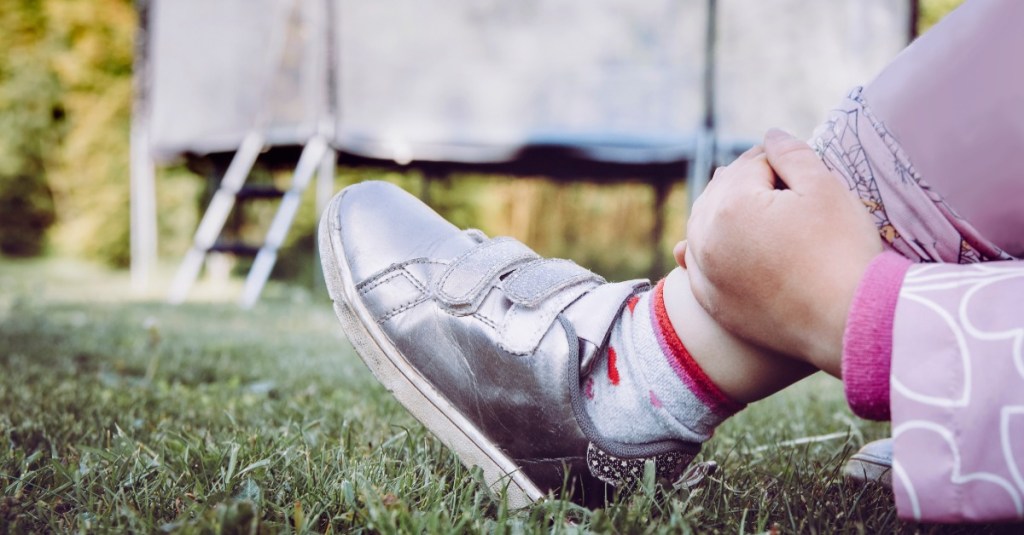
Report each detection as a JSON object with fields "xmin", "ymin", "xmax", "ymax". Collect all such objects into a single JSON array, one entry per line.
[
  {"xmin": 0, "ymin": 4, "xmax": 980, "ymax": 532},
  {"xmin": 0, "ymin": 0, "xmax": 962, "ymax": 296}
]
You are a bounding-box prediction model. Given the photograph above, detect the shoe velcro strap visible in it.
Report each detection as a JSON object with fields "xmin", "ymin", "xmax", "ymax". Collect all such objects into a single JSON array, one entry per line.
[
  {"xmin": 498, "ymin": 259, "xmax": 604, "ymax": 355},
  {"xmin": 437, "ymin": 237, "xmax": 539, "ymax": 309},
  {"xmin": 502, "ymin": 259, "xmax": 604, "ymax": 307},
  {"xmin": 499, "ymin": 279, "xmax": 600, "ymax": 355}
]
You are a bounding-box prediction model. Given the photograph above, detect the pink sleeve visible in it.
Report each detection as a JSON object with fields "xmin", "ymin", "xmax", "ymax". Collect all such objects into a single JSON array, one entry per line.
[
  {"xmin": 841, "ymin": 251, "xmax": 912, "ymax": 421},
  {"xmin": 888, "ymin": 261, "xmax": 1024, "ymax": 522},
  {"xmin": 844, "ymin": 257, "xmax": 1024, "ymax": 522}
]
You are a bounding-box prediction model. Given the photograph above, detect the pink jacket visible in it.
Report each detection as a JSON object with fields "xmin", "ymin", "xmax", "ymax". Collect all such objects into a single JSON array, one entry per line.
[
  {"xmin": 846, "ymin": 256, "xmax": 1024, "ymax": 523},
  {"xmin": 822, "ymin": 0, "xmax": 1024, "ymax": 522}
]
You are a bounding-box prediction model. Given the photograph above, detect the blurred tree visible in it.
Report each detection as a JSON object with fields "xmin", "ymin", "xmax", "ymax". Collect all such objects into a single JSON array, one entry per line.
[
  {"xmin": 45, "ymin": 0, "xmax": 136, "ymax": 266},
  {"xmin": 919, "ymin": 0, "xmax": 964, "ymax": 33},
  {"xmin": 0, "ymin": 0, "xmax": 135, "ymax": 263},
  {"xmin": 0, "ymin": 2, "xmax": 63, "ymax": 256}
]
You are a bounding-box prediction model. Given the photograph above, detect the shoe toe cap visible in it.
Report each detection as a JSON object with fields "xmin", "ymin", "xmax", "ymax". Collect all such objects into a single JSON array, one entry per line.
[
  {"xmin": 844, "ymin": 438, "xmax": 894, "ymax": 488},
  {"xmin": 329, "ymin": 181, "xmax": 468, "ymax": 281}
]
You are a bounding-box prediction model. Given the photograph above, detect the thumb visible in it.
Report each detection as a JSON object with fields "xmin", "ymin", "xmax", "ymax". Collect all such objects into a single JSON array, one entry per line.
[
  {"xmin": 763, "ymin": 128, "xmax": 829, "ymax": 193},
  {"xmin": 673, "ymin": 240, "xmax": 687, "ymax": 268}
]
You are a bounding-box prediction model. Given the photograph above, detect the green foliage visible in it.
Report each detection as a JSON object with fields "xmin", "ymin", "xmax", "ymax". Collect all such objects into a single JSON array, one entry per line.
[
  {"xmin": 919, "ymin": 0, "xmax": 965, "ymax": 33},
  {"xmin": 45, "ymin": 0, "xmax": 136, "ymax": 266},
  {"xmin": 0, "ymin": 0, "xmax": 135, "ymax": 264},
  {"xmin": 0, "ymin": 5, "xmax": 63, "ymax": 256},
  {"xmin": 0, "ymin": 174, "xmax": 57, "ymax": 257}
]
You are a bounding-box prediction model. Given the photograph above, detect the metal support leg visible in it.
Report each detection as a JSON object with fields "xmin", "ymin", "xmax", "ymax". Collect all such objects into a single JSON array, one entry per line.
[
  {"xmin": 313, "ymin": 145, "xmax": 336, "ymax": 291},
  {"xmin": 168, "ymin": 132, "xmax": 264, "ymax": 304},
  {"xmin": 650, "ymin": 180, "xmax": 671, "ymax": 279},
  {"xmin": 130, "ymin": 121, "xmax": 158, "ymax": 293},
  {"xmin": 688, "ymin": 127, "xmax": 714, "ymax": 212},
  {"xmin": 239, "ymin": 136, "xmax": 328, "ymax": 308}
]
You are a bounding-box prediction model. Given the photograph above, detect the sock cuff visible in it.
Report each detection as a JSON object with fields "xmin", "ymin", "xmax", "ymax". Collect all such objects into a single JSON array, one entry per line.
[
  {"xmin": 650, "ymin": 279, "xmax": 746, "ymax": 417},
  {"xmin": 842, "ymin": 251, "xmax": 910, "ymax": 421}
]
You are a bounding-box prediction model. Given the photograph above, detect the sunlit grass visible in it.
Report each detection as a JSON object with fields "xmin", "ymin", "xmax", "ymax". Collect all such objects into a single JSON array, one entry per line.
[{"xmin": 0, "ymin": 258, "xmax": 1005, "ymax": 533}]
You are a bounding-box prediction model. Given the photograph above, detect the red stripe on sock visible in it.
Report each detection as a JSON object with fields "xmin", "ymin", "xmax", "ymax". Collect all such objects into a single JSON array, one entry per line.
[
  {"xmin": 626, "ymin": 296, "xmax": 639, "ymax": 314},
  {"xmin": 651, "ymin": 279, "xmax": 745, "ymax": 415},
  {"xmin": 607, "ymin": 346, "xmax": 621, "ymax": 386}
]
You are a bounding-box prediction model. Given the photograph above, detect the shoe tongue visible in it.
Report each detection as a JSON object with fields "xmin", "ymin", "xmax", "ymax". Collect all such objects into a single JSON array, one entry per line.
[{"xmin": 562, "ymin": 279, "xmax": 650, "ymax": 374}]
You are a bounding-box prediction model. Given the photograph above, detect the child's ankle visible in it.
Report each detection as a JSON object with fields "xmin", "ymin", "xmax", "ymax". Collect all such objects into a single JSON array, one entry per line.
[{"xmin": 583, "ymin": 281, "xmax": 744, "ymax": 447}]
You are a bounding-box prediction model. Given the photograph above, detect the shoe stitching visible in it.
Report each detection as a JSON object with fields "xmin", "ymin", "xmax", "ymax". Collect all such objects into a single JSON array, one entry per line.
[
  {"xmin": 429, "ymin": 302, "xmax": 502, "ymax": 336},
  {"xmin": 380, "ymin": 278, "xmax": 499, "ymax": 327},
  {"xmin": 376, "ymin": 296, "xmax": 430, "ymax": 324},
  {"xmin": 435, "ymin": 281, "xmax": 496, "ymax": 316},
  {"xmin": 359, "ymin": 267, "xmax": 430, "ymax": 324},
  {"xmin": 361, "ymin": 267, "xmax": 429, "ymax": 295},
  {"xmin": 356, "ymin": 258, "xmax": 445, "ymax": 292},
  {"xmin": 358, "ymin": 270, "xmax": 405, "ymax": 295},
  {"xmin": 473, "ymin": 311, "xmax": 499, "ymax": 331}
]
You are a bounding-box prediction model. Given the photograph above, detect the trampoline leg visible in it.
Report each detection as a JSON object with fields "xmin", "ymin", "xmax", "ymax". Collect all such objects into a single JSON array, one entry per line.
[
  {"xmin": 650, "ymin": 180, "xmax": 671, "ymax": 280},
  {"xmin": 239, "ymin": 136, "xmax": 329, "ymax": 309},
  {"xmin": 313, "ymin": 145, "xmax": 337, "ymax": 292},
  {"xmin": 168, "ymin": 132, "xmax": 264, "ymax": 304}
]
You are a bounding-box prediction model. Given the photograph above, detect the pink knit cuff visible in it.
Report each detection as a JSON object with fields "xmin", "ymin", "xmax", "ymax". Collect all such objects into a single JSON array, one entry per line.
[{"xmin": 841, "ymin": 251, "xmax": 912, "ymax": 421}]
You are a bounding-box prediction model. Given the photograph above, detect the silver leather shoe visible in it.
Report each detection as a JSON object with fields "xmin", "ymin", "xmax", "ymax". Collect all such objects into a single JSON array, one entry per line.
[
  {"xmin": 844, "ymin": 438, "xmax": 893, "ymax": 488},
  {"xmin": 318, "ymin": 181, "xmax": 700, "ymax": 508}
]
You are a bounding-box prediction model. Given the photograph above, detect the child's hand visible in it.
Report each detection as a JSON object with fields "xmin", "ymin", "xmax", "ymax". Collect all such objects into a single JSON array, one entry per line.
[{"xmin": 679, "ymin": 129, "xmax": 882, "ymax": 374}]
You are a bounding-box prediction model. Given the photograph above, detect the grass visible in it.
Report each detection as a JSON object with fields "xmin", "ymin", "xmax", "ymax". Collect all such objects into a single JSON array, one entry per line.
[{"xmin": 0, "ymin": 258, "xmax": 1013, "ymax": 533}]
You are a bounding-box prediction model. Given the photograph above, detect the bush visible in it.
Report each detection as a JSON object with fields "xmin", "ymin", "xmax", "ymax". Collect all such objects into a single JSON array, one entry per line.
[
  {"xmin": 0, "ymin": 48, "xmax": 63, "ymax": 257},
  {"xmin": 0, "ymin": 174, "xmax": 56, "ymax": 256},
  {"xmin": 0, "ymin": 0, "xmax": 137, "ymax": 264}
]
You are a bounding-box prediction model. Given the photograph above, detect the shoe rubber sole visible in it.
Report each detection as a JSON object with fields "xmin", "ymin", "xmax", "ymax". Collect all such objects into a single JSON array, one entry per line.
[
  {"xmin": 844, "ymin": 452, "xmax": 894, "ymax": 488},
  {"xmin": 318, "ymin": 194, "xmax": 545, "ymax": 509}
]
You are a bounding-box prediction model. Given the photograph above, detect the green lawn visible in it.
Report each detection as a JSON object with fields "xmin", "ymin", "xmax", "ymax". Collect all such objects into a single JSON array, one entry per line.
[{"xmin": 0, "ymin": 259, "xmax": 1006, "ymax": 533}]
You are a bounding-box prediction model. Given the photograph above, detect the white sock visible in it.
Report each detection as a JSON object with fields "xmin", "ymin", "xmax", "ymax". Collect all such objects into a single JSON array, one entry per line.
[{"xmin": 583, "ymin": 280, "xmax": 745, "ymax": 446}]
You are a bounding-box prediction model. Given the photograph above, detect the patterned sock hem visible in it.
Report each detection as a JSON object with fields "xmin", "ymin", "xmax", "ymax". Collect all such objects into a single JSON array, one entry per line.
[
  {"xmin": 650, "ymin": 279, "xmax": 746, "ymax": 417},
  {"xmin": 586, "ymin": 442, "xmax": 695, "ymax": 488}
]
